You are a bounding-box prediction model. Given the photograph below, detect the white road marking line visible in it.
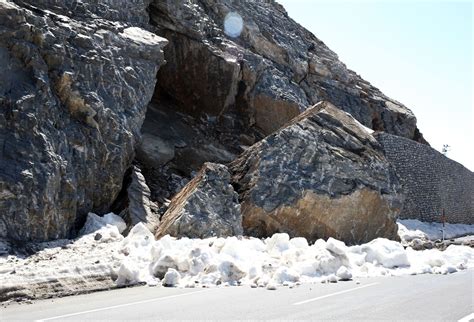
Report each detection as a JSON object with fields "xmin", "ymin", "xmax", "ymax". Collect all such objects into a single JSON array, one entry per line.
[
  {"xmin": 458, "ymin": 312, "xmax": 474, "ymax": 322},
  {"xmin": 35, "ymin": 289, "xmax": 212, "ymax": 321},
  {"xmin": 293, "ymin": 282, "xmax": 379, "ymax": 305}
]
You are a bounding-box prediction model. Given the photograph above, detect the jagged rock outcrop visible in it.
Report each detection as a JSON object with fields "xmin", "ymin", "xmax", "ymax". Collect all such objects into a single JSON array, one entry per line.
[
  {"xmin": 140, "ymin": 0, "xmax": 426, "ymax": 204},
  {"xmin": 155, "ymin": 163, "xmax": 242, "ymax": 239},
  {"xmin": 111, "ymin": 166, "xmax": 160, "ymax": 234},
  {"xmin": 150, "ymin": 0, "xmax": 425, "ymax": 142},
  {"xmin": 0, "ymin": 0, "xmax": 429, "ymax": 243},
  {"xmin": 154, "ymin": 102, "xmax": 403, "ymax": 244},
  {"xmin": 230, "ymin": 102, "xmax": 403, "ymax": 244},
  {"xmin": 0, "ymin": 0, "xmax": 167, "ymax": 241}
]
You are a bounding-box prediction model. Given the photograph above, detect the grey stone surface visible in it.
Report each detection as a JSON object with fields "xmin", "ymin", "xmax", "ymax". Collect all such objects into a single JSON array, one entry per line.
[
  {"xmin": 230, "ymin": 102, "xmax": 403, "ymax": 244},
  {"xmin": 150, "ymin": 0, "xmax": 426, "ymax": 144},
  {"xmin": 141, "ymin": 0, "xmax": 427, "ymax": 204},
  {"xmin": 155, "ymin": 163, "xmax": 242, "ymax": 239},
  {"xmin": 118, "ymin": 166, "xmax": 160, "ymax": 233},
  {"xmin": 0, "ymin": 0, "xmax": 167, "ymax": 241},
  {"xmin": 0, "ymin": 0, "xmax": 437, "ymax": 244},
  {"xmin": 136, "ymin": 99, "xmax": 236, "ymax": 203},
  {"xmin": 375, "ymin": 133, "xmax": 474, "ymax": 224}
]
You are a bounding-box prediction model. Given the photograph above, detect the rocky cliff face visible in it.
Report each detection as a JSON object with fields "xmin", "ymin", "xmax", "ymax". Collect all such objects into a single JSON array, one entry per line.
[
  {"xmin": 150, "ymin": 1, "xmax": 425, "ymax": 141},
  {"xmin": 0, "ymin": 0, "xmax": 167, "ymax": 241},
  {"xmin": 141, "ymin": 0, "xmax": 427, "ymax": 203},
  {"xmin": 1, "ymin": 0, "xmax": 427, "ymax": 243}
]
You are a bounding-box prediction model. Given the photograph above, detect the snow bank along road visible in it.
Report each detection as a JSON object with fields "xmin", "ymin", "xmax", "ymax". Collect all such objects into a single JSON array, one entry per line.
[
  {"xmin": 2, "ymin": 269, "xmax": 472, "ymax": 321},
  {"xmin": 1, "ymin": 214, "xmax": 473, "ymax": 304}
]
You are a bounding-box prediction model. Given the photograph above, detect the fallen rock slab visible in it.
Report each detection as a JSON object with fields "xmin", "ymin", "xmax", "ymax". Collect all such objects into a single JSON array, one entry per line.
[
  {"xmin": 230, "ymin": 101, "xmax": 403, "ymax": 244},
  {"xmin": 155, "ymin": 163, "xmax": 242, "ymax": 239}
]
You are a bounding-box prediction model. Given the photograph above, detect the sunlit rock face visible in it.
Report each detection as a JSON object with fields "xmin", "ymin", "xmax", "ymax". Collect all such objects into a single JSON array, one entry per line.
[
  {"xmin": 0, "ymin": 0, "xmax": 167, "ymax": 241},
  {"xmin": 142, "ymin": 0, "xmax": 426, "ymax": 204},
  {"xmin": 0, "ymin": 0, "xmax": 424, "ymax": 243},
  {"xmin": 230, "ymin": 102, "xmax": 403, "ymax": 244},
  {"xmin": 150, "ymin": 0, "xmax": 426, "ymax": 144}
]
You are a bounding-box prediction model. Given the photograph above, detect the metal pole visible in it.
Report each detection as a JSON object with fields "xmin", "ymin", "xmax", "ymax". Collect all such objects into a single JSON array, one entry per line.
[{"xmin": 441, "ymin": 209, "xmax": 446, "ymax": 242}]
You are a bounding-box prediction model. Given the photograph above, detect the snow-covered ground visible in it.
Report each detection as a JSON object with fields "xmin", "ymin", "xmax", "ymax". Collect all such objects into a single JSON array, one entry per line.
[
  {"xmin": 0, "ymin": 214, "xmax": 473, "ymax": 301},
  {"xmin": 397, "ymin": 219, "xmax": 474, "ymax": 242}
]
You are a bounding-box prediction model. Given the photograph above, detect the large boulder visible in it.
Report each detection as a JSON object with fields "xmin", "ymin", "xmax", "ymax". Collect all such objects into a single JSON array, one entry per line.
[
  {"xmin": 0, "ymin": 0, "xmax": 168, "ymax": 241},
  {"xmin": 155, "ymin": 163, "xmax": 242, "ymax": 239},
  {"xmin": 230, "ymin": 101, "xmax": 403, "ymax": 244}
]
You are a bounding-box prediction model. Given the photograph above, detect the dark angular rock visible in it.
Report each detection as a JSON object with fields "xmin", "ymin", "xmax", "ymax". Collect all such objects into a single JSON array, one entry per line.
[
  {"xmin": 155, "ymin": 163, "xmax": 242, "ymax": 239},
  {"xmin": 230, "ymin": 101, "xmax": 404, "ymax": 244},
  {"xmin": 111, "ymin": 166, "xmax": 160, "ymax": 234}
]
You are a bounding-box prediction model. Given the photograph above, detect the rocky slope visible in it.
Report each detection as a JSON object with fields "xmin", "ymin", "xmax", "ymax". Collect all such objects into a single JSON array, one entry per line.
[
  {"xmin": 141, "ymin": 0, "xmax": 427, "ymax": 203},
  {"xmin": 151, "ymin": 0, "xmax": 425, "ymax": 140},
  {"xmin": 1, "ymin": 0, "xmax": 429, "ymax": 243},
  {"xmin": 0, "ymin": 0, "xmax": 167, "ymax": 241}
]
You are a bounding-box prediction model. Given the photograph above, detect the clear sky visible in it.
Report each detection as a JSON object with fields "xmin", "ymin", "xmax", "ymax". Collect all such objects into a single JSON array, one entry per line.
[{"xmin": 278, "ymin": 0, "xmax": 473, "ymax": 171}]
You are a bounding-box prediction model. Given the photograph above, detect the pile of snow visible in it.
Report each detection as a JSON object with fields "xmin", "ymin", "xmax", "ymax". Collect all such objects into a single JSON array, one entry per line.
[
  {"xmin": 397, "ymin": 219, "xmax": 474, "ymax": 242},
  {"xmin": 2, "ymin": 214, "xmax": 473, "ymax": 300},
  {"xmin": 112, "ymin": 223, "xmax": 474, "ymax": 289},
  {"xmin": 0, "ymin": 213, "xmax": 127, "ymax": 300}
]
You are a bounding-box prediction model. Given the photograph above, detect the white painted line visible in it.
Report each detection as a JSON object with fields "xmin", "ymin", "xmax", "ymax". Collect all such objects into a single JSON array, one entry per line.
[
  {"xmin": 35, "ymin": 289, "xmax": 212, "ymax": 321},
  {"xmin": 458, "ymin": 312, "xmax": 474, "ymax": 322},
  {"xmin": 293, "ymin": 282, "xmax": 379, "ymax": 306}
]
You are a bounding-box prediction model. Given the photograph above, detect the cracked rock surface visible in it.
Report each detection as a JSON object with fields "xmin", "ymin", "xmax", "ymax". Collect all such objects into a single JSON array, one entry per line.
[
  {"xmin": 1, "ymin": 0, "xmax": 427, "ymax": 244},
  {"xmin": 230, "ymin": 102, "xmax": 403, "ymax": 244},
  {"xmin": 156, "ymin": 163, "xmax": 242, "ymax": 239},
  {"xmin": 150, "ymin": 0, "xmax": 426, "ymax": 144},
  {"xmin": 0, "ymin": 0, "xmax": 167, "ymax": 241},
  {"xmin": 140, "ymin": 0, "xmax": 427, "ymax": 204}
]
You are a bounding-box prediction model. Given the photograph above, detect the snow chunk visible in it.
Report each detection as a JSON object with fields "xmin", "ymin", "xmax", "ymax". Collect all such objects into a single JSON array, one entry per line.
[
  {"xmin": 326, "ymin": 274, "xmax": 338, "ymax": 283},
  {"xmin": 122, "ymin": 223, "xmax": 154, "ymax": 249},
  {"xmin": 290, "ymin": 237, "xmax": 309, "ymax": 249},
  {"xmin": 273, "ymin": 267, "xmax": 300, "ymax": 283},
  {"xmin": 266, "ymin": 233, "xmax": 290, "ymax": 254},
  {"xmin": 151, "ymin": 254, "xmax": 178, "ymax": 279},
  {"xmin": 336, "ymin": 266, "xmax": 352, "ymax": 281},
  {"xmin": 219, "ymin": 260, "xmax": 246, "ymax": 283},
  {"xmin": 327, "ymin": 237, "xmax": 348, "ymax": 256},
  {"xmin": 115, "ymin": 223, "xmax": 157, "ymax": 285},
  {"xmin": 162, "ymin": 268, "xmax": 180, "ymax": 287},
  {"xmin": 358, "ymin": 238, "xmax": 409, "ymax": 268},
  {"xmin": 80, "ymin": 212, "xmax": 126, "ymax": 235}
]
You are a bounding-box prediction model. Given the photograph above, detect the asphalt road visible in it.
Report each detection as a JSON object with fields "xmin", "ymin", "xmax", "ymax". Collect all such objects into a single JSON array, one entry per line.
[{"xmin": 2, "ymin": 270, "xmax": 473, "ymax": 321}]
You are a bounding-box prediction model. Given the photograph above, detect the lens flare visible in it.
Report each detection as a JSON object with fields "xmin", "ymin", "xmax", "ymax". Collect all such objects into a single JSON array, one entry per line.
[{"xmin": 224, "ymin": 12, "xmax": 243, "ymax": 38}]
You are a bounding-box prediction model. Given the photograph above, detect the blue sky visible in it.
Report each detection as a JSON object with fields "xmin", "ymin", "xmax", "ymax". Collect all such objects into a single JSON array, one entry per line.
[{"xmin": 278, "ymin": 0, "xmax": 473, "ymax": 171}]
